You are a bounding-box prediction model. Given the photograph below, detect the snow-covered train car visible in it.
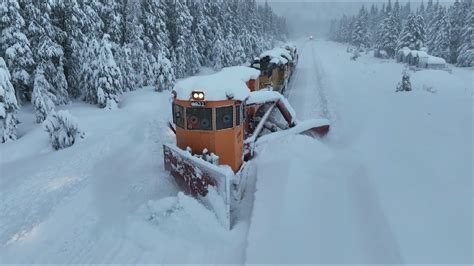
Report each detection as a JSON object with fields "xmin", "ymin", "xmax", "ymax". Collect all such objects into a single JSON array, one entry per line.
[
  {"xmin": 281, "ymin": 42, "xmax": 299, "ymax": 69},
  {"xmin": 257, "ymin": 48, "xmax": 293, "ymax": 93}
]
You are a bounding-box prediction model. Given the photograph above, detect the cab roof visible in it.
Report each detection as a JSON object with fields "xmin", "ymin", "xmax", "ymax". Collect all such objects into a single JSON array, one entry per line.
[{"xmin": 173, "ymin": 66, "xmax": 260, "ymax": 101}]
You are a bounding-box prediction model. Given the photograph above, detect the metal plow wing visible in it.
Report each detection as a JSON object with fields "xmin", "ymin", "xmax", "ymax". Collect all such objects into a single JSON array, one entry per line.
[
  {"xmin": 163, "ymin": 144, "xmax": 233, "ymax": 229},
  {"xmin": 255, "ymin": 118, "xmax": 331, "ymax": 147}
]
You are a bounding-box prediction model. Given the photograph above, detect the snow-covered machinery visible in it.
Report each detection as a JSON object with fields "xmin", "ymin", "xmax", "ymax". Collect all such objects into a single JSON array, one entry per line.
[
  {"xmin": 163, "ymin": 66, "xmax": 330, "ymax": 229},
  {"xmin": 281, "ymin": 43, "xmax": 299, "ymax": 73},
  {"xmin": 251, "ymin": 48, "xmax": 294, "ymax": 93}
]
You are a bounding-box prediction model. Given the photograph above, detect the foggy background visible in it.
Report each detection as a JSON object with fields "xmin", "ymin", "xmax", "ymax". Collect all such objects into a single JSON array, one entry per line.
[{"xmin": 263, "ymin": 0, "xmax": 456, "ymax": 38}]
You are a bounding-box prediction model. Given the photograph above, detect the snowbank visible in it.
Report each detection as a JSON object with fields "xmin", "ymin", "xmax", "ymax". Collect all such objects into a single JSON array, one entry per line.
[{"xmin": 173, "ymin": 66, "xmax": 260, "ymax": 101}]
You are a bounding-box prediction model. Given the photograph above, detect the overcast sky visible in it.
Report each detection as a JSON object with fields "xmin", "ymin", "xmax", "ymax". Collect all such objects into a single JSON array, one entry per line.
[{"xmin": 261, "ymin": 0, "xmax": 456, "ymax": 37}]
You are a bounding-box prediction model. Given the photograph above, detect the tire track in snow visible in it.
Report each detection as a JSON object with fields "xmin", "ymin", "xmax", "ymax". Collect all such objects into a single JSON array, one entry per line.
[{"xmin": 309, "ymin": 42, "xmax": 332, "ymax": 120}]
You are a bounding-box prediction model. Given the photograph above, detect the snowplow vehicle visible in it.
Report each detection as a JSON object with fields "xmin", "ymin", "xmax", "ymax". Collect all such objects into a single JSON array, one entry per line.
[
  {"xmin": 251, "ymin": 48, "xmax": 294, "ymax": 93},
  {"xmin": 163, "ymin": 66, "xmax": 329, "ymax": 229}
]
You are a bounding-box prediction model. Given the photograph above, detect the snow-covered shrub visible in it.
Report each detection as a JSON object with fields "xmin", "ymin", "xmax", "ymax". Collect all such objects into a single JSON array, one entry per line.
[
  {"xmin": 32, "ymin": 69, "xmax": 56, "ymax": 123},
  {"xmin": 0, "ymin": 57, "xmax": 20, "ymax": 143},
  {"xmin": 43, "ymin": 110, "xmax": 84, "ymax": 150},
  {"xmin": 350, "ymin": 50, "xmax": 360, "ymax": 61},
  {"xmin": 396, "ymin": 69, "xmax": 412, "ymax": 92}
]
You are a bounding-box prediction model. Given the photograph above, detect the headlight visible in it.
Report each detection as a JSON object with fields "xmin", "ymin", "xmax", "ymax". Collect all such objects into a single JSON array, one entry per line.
[{"xmin": 192, "ymin": 91, "xmax": 205, "ymax": 101}]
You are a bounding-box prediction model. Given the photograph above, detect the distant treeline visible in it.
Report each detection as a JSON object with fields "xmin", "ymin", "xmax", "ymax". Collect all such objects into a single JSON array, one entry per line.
[{"xmin": 328, "ymin": 0, "xmax": 473, "ymax": 67}]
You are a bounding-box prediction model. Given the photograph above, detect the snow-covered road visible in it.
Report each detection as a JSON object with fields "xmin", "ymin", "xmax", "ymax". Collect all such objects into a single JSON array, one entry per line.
[
  {"xmin": 247, "ymin": 39, "xmax": 403, "ymax": 264},
  {"xmin": 246, "ymin": 39, "xmax": 472, "ymax": 264},
  {"xmin": 1, "ymin": 39, "xmax": 471, "ymax": 264}
]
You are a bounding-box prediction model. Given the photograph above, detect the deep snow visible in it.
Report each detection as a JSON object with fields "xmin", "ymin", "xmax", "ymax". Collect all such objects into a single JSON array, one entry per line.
[
  {"xmin": 0, "ymin": 39, "xmax": 472, "ymax": 264},
  {"xmin": 246, "ymin": 39, "xmax": 472, "ymax": 264}
]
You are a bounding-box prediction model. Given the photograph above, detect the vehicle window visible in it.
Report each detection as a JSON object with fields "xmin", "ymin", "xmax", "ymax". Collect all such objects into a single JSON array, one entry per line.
[
  {"xmin": 173, "ymin": 103, "xmax": 185, "ymax": 129},
  {"xmin": 216, "ymin": 106, "xmax": 234, "ymax": 130},
  {"xmin": 186, "ymin": 107, "xmax": 212, "ymax": 131},
  {"xmin": 236, "ymin": 104, "xmax": 242, "ymax": 126}
]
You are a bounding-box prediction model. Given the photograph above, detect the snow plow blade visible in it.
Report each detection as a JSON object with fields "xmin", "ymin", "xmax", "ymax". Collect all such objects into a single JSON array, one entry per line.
[
  {"xmin": 299, "ymin": 119, "xmax": 330, "ymax": 138},
  {"xmin": 163, "ymin": 144, "xmax": 233, "ymax": 229},
  {"xmin": 255, "ymin": 119, "xmax": 330, "ymax": 147}
]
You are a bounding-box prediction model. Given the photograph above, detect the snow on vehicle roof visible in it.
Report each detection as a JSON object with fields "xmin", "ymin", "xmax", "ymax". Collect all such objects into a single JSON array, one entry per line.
[
  {"xmin": 247, "ymin": 90, "xmax": 284, "ymax": 105},
  {"xmin": 247, "ymin": 90, "xmax": 297, "ymax": 122},
  {"xmin": 260, "ymin": 48, "xmax": 293, "ymax": 65},
  {"xmin": 173, "ymin": 66, "xmax": 260, "ymax": 101},
  {"xmin": 281, "ymin": 42, "xmax": 297, "ymax": 51}
]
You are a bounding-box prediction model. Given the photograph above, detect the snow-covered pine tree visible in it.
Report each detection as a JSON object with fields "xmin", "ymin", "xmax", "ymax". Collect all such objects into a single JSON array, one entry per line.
[
  {"xmin": 211, "ymin": 37, "xmax": 225, "ymax": 71},
  {"xmin": 188, "ymin": 0, "xmax": 208, "ymax": 66},
  {"xmin": 43, "ymin": 110, "xmax": 83, "ymax": 150},
  {"xmin": 352, "ymin": 6, "xmax": 370, "ymax": 49},
  {"xmin": 0, "ymin": 57, "xmax": 19, "ymax": 142},
  {"xmin": 20, "ymin": 1, "xmax": 69, "ymax": 105},
  {"xmin": 186, "ymin": 34, "xmax": 202, "ymax": 75},
  {"xmin": 368, "ymin": 4, "xmax": 381, "ymax": 44},
  {"xmin": 424, "ymin": 0, "xmax": 435, "ymax": 23},
  {"xmin": 396, "ymin": 68, "xmax": 412, "ymax": 92},
  {"xmin": 337, "ymin": 15, "xmax": 352, "ymax": 43},
  {"xmin": 449, "ymin": 0, "xmax": 472, "ymax": 64},
  {"xmin": 50, "ymin": 0, "xmax": 89, "ymax": 99},
  {"xmin": 386, "ymin": 0, "xmax": 393, "ymax": 14},
  {"xmin": 427, "ymin": 7, "xmax": 451, "ymax": 60},
  {"xmin": 121, "ymin": 0, "xmax": 143, "ymax": 45},
  {"xmin": 0, "ymin": 0, "xmax": 35, "ymax": 103},
  {"xmin": 97, "ymin": 0, "xmax": 123, "ymax": 44},
  {"xmin": 392, "ymin": 0, "xmax": 403, "ymax": 35},
  {"xmin": 419, "ymin": 0, "xmax": 425, "ymax": 15},
  {"xmin": 164, "ymin": 0, "xmax": 200, "ymax": 77},
  {"xmin": 114, "ymin": 45, "xmax": 136, "ymax": 91},
  {"xmin": 36, "ymin": 37, "xmax": 69, "ymax": 105},
  {"xmin": 377, "ymin": 12, "xmax": 401, "ymax": 57},
  {"xmin": 402, "ymin": 1, "xmax": 411, "ymax": 19},
  {"xmin": 85, "ymin": 35, "xmax": 123, "ymax": 109},
  {"xmin": 141, "ymin": 0, "xmax": 170, "ymax": 57},
  {"xmin": 397, "ymin": 14, "xmax": 425, "ymax": 51},
  {"xmin": 32, "ymin": 68, "xmax": 56, "ymax": 123},
  {"xmin": 243, "ymin": 0, "xmax": 266, "ymax": 57},
  {"xmin": 448, "ymin": 0, "xmax": 463, "ymax": 63},
  {"xmin": 457, "ymin": 2, "xmax": 473, "ymax": 67},
  {"xmin": 153, "ymin": 52, "xmax": 175, "ymax": 92}
]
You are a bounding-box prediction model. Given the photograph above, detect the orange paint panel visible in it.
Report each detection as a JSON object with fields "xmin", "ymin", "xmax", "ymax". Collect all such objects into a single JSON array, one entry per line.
[
  {"xmin": 173, "ymin": 99, "xmax": 244, "ymax": 172},
  {"xmin": 246, "ymin": 78, "xmax": 260, "ymax": 92}
]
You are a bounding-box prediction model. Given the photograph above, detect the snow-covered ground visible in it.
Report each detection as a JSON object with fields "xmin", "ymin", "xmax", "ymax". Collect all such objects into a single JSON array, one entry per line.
[
  {"xmin": 1, "ymin": 39, "xmax": 472, "ymax": 264},
  {"xmin": 247, "ymin": 39, "xmax": 472, "ymax": 264},
  {"xmin": 0, "ymin": 89, "xmax": 248, "ymax": 264}
]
